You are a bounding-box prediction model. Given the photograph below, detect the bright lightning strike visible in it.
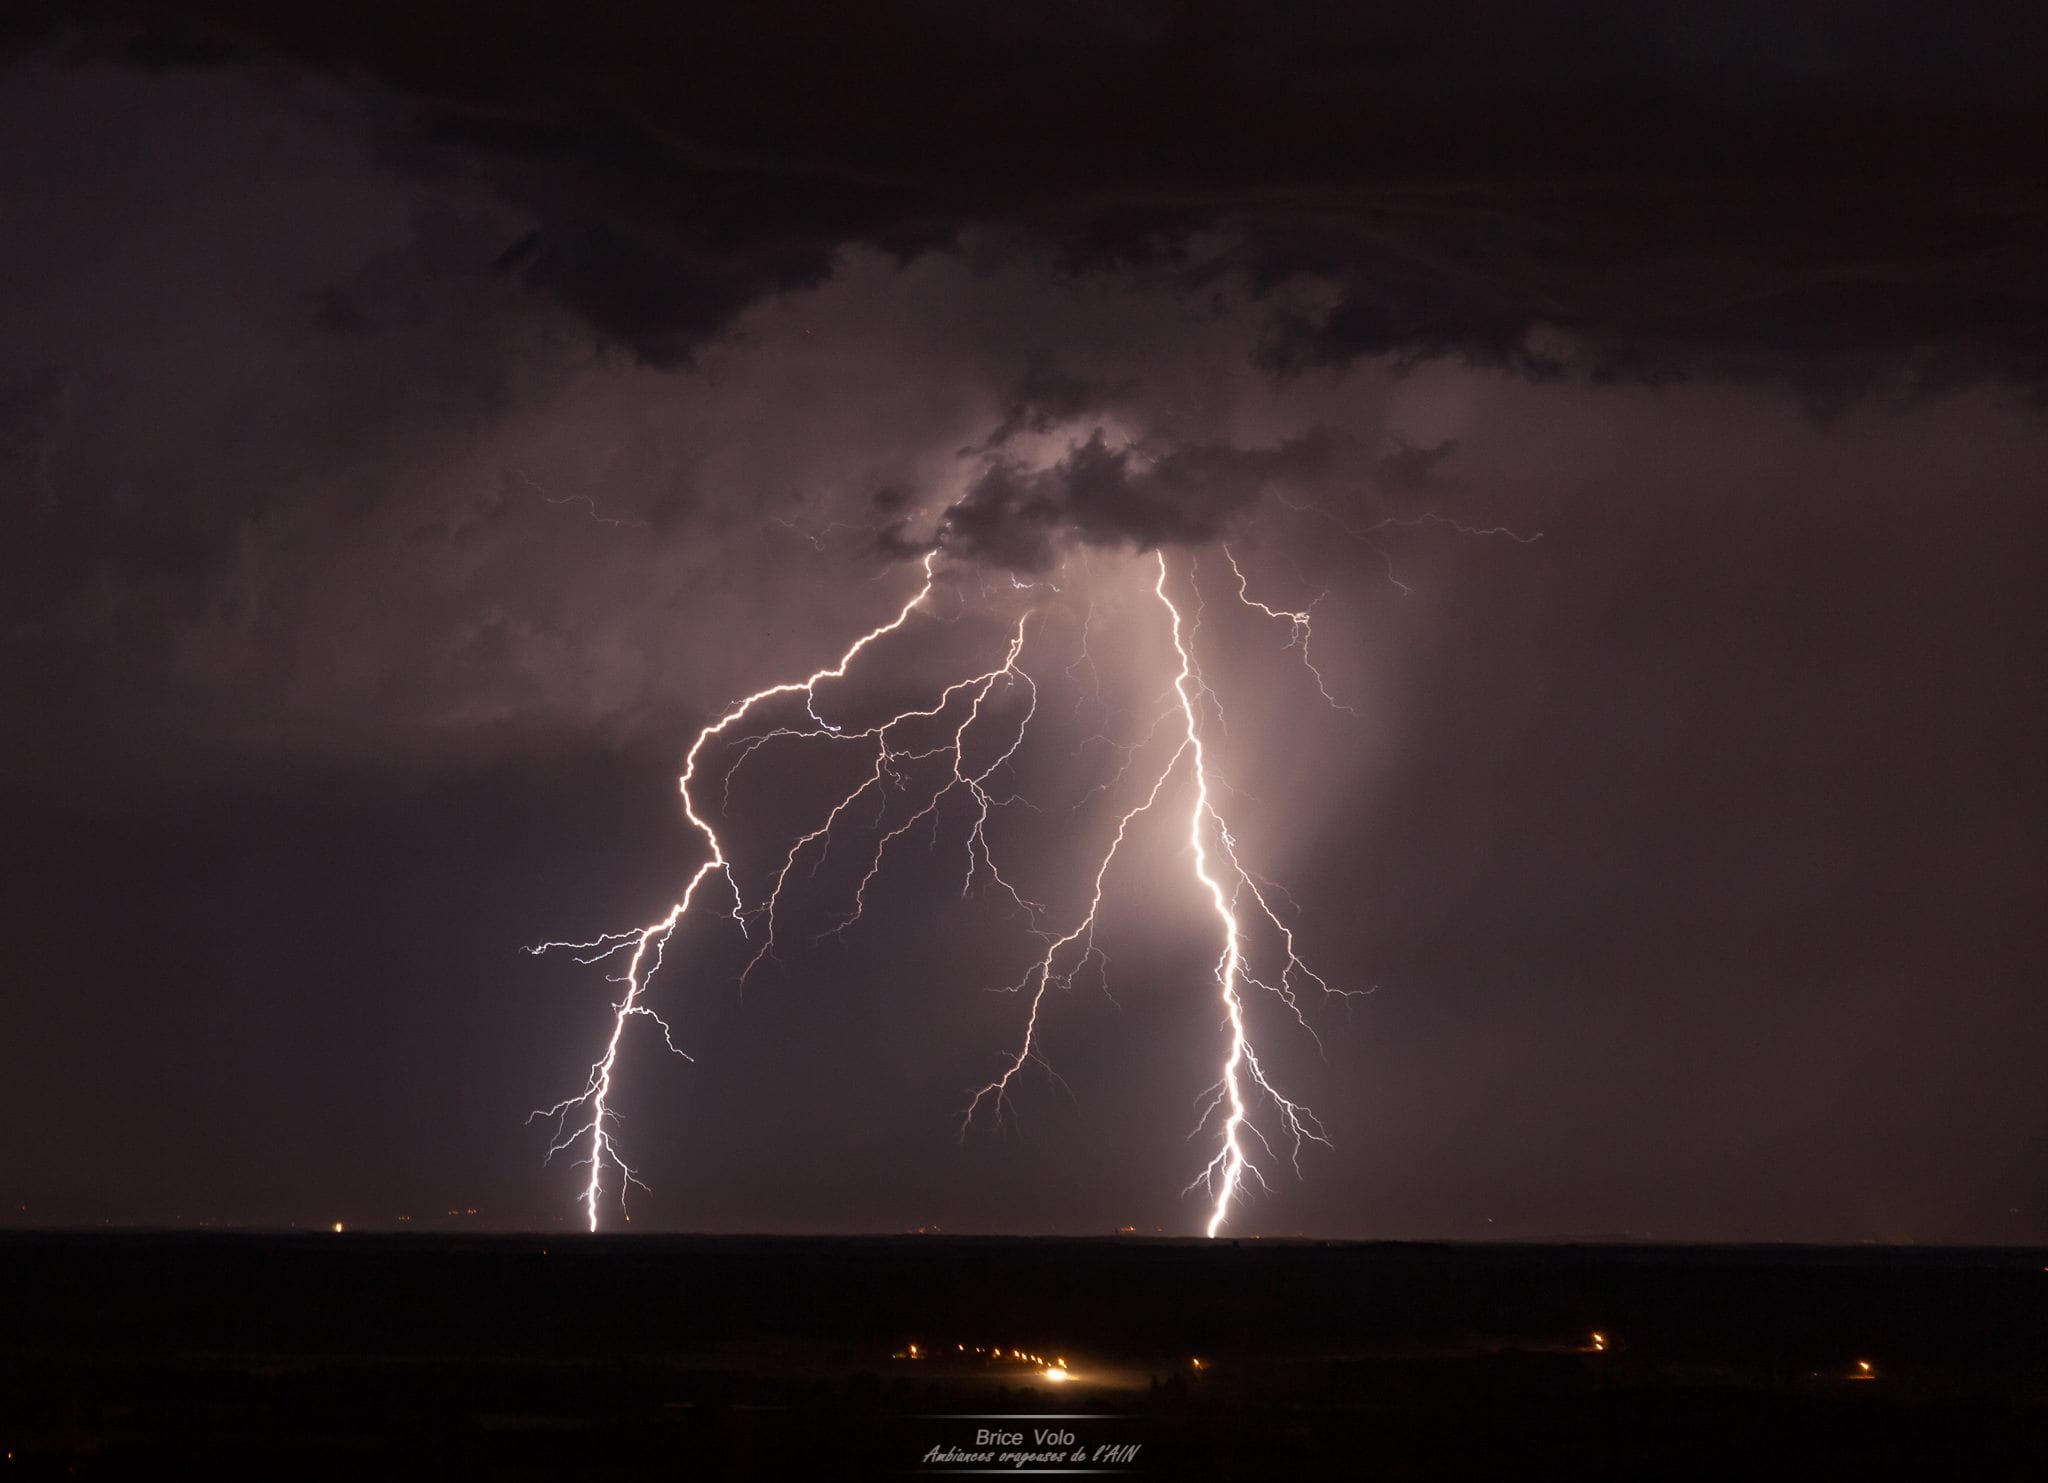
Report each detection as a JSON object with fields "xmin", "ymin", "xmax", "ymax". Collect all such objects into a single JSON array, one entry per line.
[
  {"xmin": 528, "ymin": 553, "xmax": 943, "ymax": 1230},
  {"xmin": 962, "ymin": 552, "xmax": 1347, "ymax": 1237},
  {"xmin": 532, "ymin": 536, "xmax": 1362, "ymax": 1236}
]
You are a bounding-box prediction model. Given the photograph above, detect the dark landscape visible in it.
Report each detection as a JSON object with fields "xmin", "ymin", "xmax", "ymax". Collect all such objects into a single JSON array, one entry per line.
[{"xmin": 5, "ymin": 1234, "xmax": 2045, "ymax": 1479}]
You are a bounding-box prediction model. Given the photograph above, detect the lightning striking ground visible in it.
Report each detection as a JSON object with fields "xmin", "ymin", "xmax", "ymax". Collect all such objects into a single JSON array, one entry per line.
[
  {"xmin": 533, "ymin": 538, "xmax": 1358, "ymax": 1235},
  {"xmin": 527, "ymin": 554, "xmax": 942, "ymax": 1229},
  {"xmin": 962, "ymin": 553, "xmax": 1347, "ymax": 1236}
]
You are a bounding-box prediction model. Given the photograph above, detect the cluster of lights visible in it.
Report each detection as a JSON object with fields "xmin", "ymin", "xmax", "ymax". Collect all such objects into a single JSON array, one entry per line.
[
  {"xmin": 893, "ymin": 1341, "xmax": 1071, "ymax": 1380},
  {"xmin": 1583, "ymin": 1330, "xmax": 1879, "ymax": 1383},
  {"xmin": 889, "ymin": 1328, "xmax": 1891, "ymax": 1399},
  {"xmin": 1581, "ymin": 1335, "xmax": 1884, "ymax": 1376}
]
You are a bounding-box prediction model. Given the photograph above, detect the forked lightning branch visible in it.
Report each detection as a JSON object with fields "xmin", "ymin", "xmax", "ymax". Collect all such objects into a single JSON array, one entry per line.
[{"xmin": 528, "ymin": 544, "xmax": 1363, "ymax": 1234}]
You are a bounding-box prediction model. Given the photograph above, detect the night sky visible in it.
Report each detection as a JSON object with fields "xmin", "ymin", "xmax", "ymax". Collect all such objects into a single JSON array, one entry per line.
[{"xmin": 3, "ymin": 3, "xmax": 2045, "ymax": 1241}]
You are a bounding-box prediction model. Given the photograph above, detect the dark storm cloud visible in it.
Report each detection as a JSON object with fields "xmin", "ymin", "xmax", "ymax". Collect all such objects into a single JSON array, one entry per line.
[
  {"xmin": 938, "ymin": 427, "xmax": 1340, "ymax": 571},
  {"xmin": 1241, "ymin": 186, "xmax": 2048, "ymax": 411},
  {"xmin": 13, "ymin": 2, "xmax": 2048, "ymax": 398},
  {"xmin": 975, "ymin": 356, "xmax": 1141, "ymax": 451}
]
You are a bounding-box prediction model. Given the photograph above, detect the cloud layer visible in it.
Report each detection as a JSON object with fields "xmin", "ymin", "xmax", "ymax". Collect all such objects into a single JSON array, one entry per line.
[{"xmin": 11, "ymin": 2, "xmax": 2047, "ymax": 403}]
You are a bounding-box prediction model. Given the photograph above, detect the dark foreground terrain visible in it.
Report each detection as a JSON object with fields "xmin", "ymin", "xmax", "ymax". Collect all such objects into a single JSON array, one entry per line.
[{"xmin": 3, "ymin": 1233, "xmax": 2045, "ymax": 1479}]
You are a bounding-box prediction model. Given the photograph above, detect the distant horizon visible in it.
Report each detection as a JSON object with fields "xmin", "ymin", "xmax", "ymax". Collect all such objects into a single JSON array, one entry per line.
[{"xmin": 9, "ymin": 1222, "xmax": 2044, "ymax": 1253}]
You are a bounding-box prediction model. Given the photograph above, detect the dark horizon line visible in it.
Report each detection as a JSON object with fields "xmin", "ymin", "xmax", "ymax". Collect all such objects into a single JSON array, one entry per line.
[{"xmin": 4, "ymin": 1225, "xmax": 2044, "ymax": 1255}]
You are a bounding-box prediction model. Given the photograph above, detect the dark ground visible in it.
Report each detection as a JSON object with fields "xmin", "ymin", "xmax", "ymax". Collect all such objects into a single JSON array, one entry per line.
[{"xmin": 3, "ymin": 1234, "xmax": 2044, "ymax": 1479}]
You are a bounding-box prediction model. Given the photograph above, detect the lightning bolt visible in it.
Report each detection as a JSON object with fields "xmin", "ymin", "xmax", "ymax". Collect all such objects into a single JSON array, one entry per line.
[
  {"xmin": 527, "ymin": 553, "xmax": 941, "ymax": 1230},
  {"xmin": 1271, "ymin": 491, "xmax": 1542, "ymax": 595},
  {"xmin": 1223, "ymin": 545, "xmax": 1356, "ymax": 714},
  {"xmin": 507, "ymin": 467, "xmax": 652, "ymax": 529},
  {"xmin": 533, "ymin": 538, "xmax": 1360, "ymax": 1235},
  {"xmin": 1157, "ymin": 553, "xmax": 1337, "ymax": 1235},
  {"xmin": 964, "ymin": 552, "xmax": 1347, "ymax": 1237}
]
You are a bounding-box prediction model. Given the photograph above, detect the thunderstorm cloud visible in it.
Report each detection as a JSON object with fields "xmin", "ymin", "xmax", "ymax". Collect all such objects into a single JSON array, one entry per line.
[
  {"xmin": 937, "ymin": 429, "xmax": 1342, "ymax": 571},
  {"xmin": 6, "ymin": 2, "xmax": 2046, "ymax": 404},
  {"xmin": 1, "ymin": 2, "xmax": 2044, "ymax": 1241}
]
